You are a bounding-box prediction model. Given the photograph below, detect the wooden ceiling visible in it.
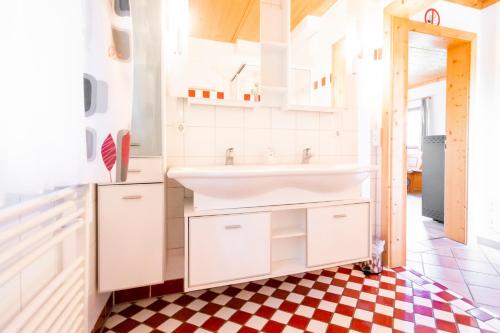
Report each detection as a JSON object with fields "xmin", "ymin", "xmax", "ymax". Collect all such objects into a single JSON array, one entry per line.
[
  {"xmin": 446, "ymin": 0, "xmax": 499, "ymax": 9},
  {"xmin": 408, "ymin": 32, "xmax": 448, "ymax": 88},
  {"xmin": 189, "ymin": 0, "xmax": 337, "ymax": 43}
]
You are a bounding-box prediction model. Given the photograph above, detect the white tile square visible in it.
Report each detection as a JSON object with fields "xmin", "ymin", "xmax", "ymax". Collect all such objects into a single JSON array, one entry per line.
[
  {"xmin": 327, "ymin": 285, "xmax": 344, "ymax": 295},
  {"xmin": 286, "ymin": 293, "xmax": 305, "ymax": 303},
  {"xmin": 296, "ymin": 111, "xmax": 319, "ymax": 130},
  {"xmin": 393, "ymin": 319, "xmax": 415, "ymax": 333},
  {"xmin": 240, "ymin": 302, "xmax": 260, "ymax": 314},
  {"xmin": 244, "ymin": 107, "xmax": 271, "ymax": 128},
  {"xmin": 104, "ymin": 314, "xmax": 126, "ymax": 328},
  {"xmin": 184, "ymin": 104, "xmax": 215, "ymax": 127},
  {"xmin": 264, "ymin": 296, "xmax": 283, "ymax": 308},
  {"xmin": 212, "ymin": 294, "xmax": 231, "ymax": 305},
  {"xmin": 457, "ymin": 324, "xmax": 481, "ymax": 333},
  {"xmin": 244, "ymin": 128, "xmax": 271, "ymax": 156},
  {"xmin": 298, "ymin": 279, "xmax": 315, "ymax": 288},
  {"xmin": 318, "ymin": 300, "xmax": 337, "ymax": 312},
  {"xmin": 278, "ymin": 282, "xmax": 296, "ymax": 292},
  {"xmin": 354, "ymin": 308, "xmax": 374, "ymax": 321},
  {"xmin": 331, "ymin": 313, "xmax": 352, "ymax": 328},
  {"xmin": 156, "ymin": 318, "xmax": 182, "ymax": 332},
  {"xmin": 335, "ymin": 273, "xmax": 350, "ymax": 281},
  {"xmin": 259, "ymin": 286, "xmax": 276, "ymax": 296},
  {"xmin": 245, "ymin": 316, "xmax": 267, "ymax": 330},
  {"xmin": 187, "ymin": 312, "xmax": 210, "ymax": 326},
  {"xmin": 159, "ymin": 304, "xmax": 182, "ymax": 316},
  {"xmin": 236, "ymin": 290, "xmax": 254, "ymax": 300},
  {"xmin": 433, "ymin": 309, "xmax": 455, "ymax": 322},
  {"xmin": 395, "ymin": 300, "xmax": 414, "ymax": 312},
  {"xmin": 296, "ymin": 130, "xmax": 320, "ymax": 157},
  {"xmin": 364, "ymin": 278, "xmax": 380, "ymax": 288},
  {"xmin": 371, "ymin": 324, "xmax": 393, "ymax": 333},
  {"xmin": 186, "ymin": 299, "xmax": 208, "ymax": 311},
  {"xmin": 346, "ymin": 282, "xmax": 363, "ymax": 291},
  {"xmin": 214, "ymin": 306, "xmax": 237, "ymax": 320},
  {"xmin": 271, "ymin": 129, "xmax": 296, "ymax": 156},
  {"xmin": 414, "ymin": 314, "xmax": 436, "ymax": 328},
  {"xmin": 317, "ymin": 276, "xmax": 333, "ymax": 284},
  {"xmin": 215, "ymin": 127, "xmax": 244, "ymax": 157},
  {"xmin": 131, "ymin": 309, "xmax": 155, "ymax": 322},
  {"xmin": 296, "ymin": 305, "xmax": 315, "ymax": 317},
  {"xmin": 271, "ymin": 108, "xmax": 296, "ymax": 129},
  {"xmin": 219, "ymin": 321, "xmax": 242, "ymax": 333},
  {"xmin": 375, "ymin": 304, "xmax": 394, "ymax": 316},
  {"xmin": 378, "ymin": 289, "xmax": 396, "ymax": 299},
  {"xmin": 271, "ymin": 310, "xmax": 293, "ymax": 324},
  {"xmin": 184, "ymin": 126, "xmax": 215, "ymax": 157},
  {"xmin": 308, "ymin": 289, "xmax": 326, "ymax": 299},
  {"xmin": 359, "ymin": 292, "xmax": 377, "ymax": 302},
  {"xmin": 319, "ymin": 130, "xmax": 339, "ymax": 156},
  {"xmin": 166, "ymin": 125, "xmax": 184, "ymax": 157},
  {"xmin": 307, "ymin": 319, "xmax": 328, "ymax": 333},
  {"xmin": 129, "ymin": 324, "xmax": 154, "ymax": 333},
  {"xmin": 282, "ymin": 326, "xmax": 303, "ymax": 333},
  {"xmin": 215, "ymin": 106, "xmax": 244, "ymax": 127},
  {"xmin": 340, "ymin": 296, "xmax": 358, "ymax": 307},
  {"xmin": 414, "ymin": 296, "xmax": 433, "ymax": 307}
]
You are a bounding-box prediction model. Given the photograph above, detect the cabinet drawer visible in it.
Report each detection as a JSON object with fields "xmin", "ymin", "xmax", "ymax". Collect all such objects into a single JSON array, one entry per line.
[
  {"xmin": 123, "ymin": 157, "xmax": 163, "ymax": 184},
  {"xmin": 98, "ymin": 183, "xmax": 165, "ymax": 292},
  {"xmin": 307, "ymin": 203, "xmax": 369, "ymax": 267},
  {"xmin": 189, "ymin": 212, "xmax": 271, "ymax": 287}
]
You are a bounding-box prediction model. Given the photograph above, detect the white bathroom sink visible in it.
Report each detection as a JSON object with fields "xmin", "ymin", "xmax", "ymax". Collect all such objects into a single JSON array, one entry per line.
[{"xmin": 167, "ymin": 164, "xmax": 376, "ymax": 210}]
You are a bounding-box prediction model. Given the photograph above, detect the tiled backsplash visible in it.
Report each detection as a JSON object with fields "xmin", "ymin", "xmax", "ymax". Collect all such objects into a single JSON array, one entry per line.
[{"xmin": 165, "ymin": 97, "xmax": 360, "ymax": 251}]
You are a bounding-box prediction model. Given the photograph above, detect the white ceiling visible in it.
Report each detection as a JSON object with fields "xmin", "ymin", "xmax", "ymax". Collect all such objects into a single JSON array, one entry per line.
[{"xmin": 408, "ymin": 32, "xmax": 447, "ymax": 88}]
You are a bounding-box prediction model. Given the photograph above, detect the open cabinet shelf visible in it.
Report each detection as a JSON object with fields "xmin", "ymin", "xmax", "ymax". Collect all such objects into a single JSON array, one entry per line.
[{"xmin": 271, "ymin": 227, "xmax": 306, "ymax": 239}]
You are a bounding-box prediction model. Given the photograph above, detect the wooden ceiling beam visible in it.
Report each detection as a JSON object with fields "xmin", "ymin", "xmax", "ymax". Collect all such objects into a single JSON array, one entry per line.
[
  {"xmin": 446, "ymin": 0, "xmax": 500, "ymax": 9},
  {"xmin": 385, "ymin": 0, "xmax": 440, "ymax": 18}
]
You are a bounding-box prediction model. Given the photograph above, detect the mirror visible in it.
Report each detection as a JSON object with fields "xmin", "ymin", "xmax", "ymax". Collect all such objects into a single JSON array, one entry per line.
[
  {"xmin": 290, "ymin": 0, "xmax": 348, "ymax": 108},
  {"xmin": 130, "ymin": 0, "xmax": 162, "ymax": 156},
  {"xmin": 186, "ymin": 0, "xmax": 261, "ymax": 102}
]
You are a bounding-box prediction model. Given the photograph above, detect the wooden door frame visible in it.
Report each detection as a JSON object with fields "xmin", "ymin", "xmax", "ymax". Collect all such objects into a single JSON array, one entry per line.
[{"xmin": 381, "ymin": 12, "xmax": 476, "ymax": 268}]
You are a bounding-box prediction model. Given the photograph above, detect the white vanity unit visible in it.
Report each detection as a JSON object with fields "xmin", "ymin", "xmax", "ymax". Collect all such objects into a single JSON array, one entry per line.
[{"xmin": 168, "ymin": 164, "xmax": 374, "ymax": 292}]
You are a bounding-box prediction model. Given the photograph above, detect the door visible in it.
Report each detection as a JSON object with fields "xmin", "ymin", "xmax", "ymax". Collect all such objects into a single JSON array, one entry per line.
[{"xmin": 444, "ymin": 41, "xmax": 470, "ymax": 244}]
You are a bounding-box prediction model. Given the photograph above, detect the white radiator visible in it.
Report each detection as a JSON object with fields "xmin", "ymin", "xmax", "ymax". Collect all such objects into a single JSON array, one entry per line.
[{"xmin": 0, "ymin": 187, "xmax": 88, "ymax": 333}]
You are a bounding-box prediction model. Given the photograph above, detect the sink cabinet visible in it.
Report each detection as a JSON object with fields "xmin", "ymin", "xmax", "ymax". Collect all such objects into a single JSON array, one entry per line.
[
  {"xmin": 185, "ymin": 199, "xmax": 371, "ymax": 291},
  {"xmin": 307, "ymin": 203, "xmax": 370, "ymax": 267},
  {"xmin": 189, "ymin": 212, "xmax": 271, "ymax": 287}
]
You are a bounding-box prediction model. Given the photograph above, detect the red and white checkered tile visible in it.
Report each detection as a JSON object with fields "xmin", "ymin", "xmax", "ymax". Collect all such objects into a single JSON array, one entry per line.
[{"xmin": 103, "ymin": 265, "xmax": 500, "ymax": 333}]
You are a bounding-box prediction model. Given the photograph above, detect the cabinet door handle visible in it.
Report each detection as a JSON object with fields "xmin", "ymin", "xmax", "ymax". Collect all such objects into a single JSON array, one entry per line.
[
  {"xmin": 225, "ymin": 225, "xmax": 241, "ymax": 230},
  {"xmin": 128, "ymin": 169, "xmax": 142, "ymax": 173},
  {"xmin": 122, "ymin": 195, "xmax": 142, "ymax": 200},
  {"xmin": 333, "ymin": 214, "xmax": 347, "ymax": 219}
]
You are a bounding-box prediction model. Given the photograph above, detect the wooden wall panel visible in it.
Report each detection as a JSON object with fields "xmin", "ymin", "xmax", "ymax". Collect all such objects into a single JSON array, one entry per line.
[
  {"xmin": 381, "ymin": 15, "xmax": 408, "ymax": 268},
  {"xmin": 444, "ymin": 41, "xmax": 471, "ymax": 243},
  {"xmin": 446, "ymin": 0, "xmax": 500, "ymax": 9}
]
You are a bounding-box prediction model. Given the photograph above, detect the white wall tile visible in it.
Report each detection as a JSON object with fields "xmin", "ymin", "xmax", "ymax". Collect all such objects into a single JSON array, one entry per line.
[
  {"xmin": 166, "ymin": 125, "xmax": 184, "ymax": 157},
  {"xmin": 184, "ymin": 126, "xmax": 215, "ymax": 157},
  {"xmin": 296, "ymin": 130, "xmax": 320, "ymax": 157},
  {"xmin": 184, "ymin": 156, "xmax": 216, "ymax": 166},
  {"xmin": 271, "ymin": 129, "xmax": 296, "ymax": 157},
  {"xmin": 184, "ymin": 104, "xmax": 215, "ymax": 127},
  {"xmin": 215, "ymin": 128, "xmax": 245, "ymax": 157},
  {"xmin": 320, "ymin": 130, "xmax": 339, "ymax": 156},
  {"xmin": 271, "ymin": 108, "xmax": 296, "ymax": 129},
  {"xmin": 339, "ymin": 131, "xmax": 359, "ymax": 155},
  {"xmin": 244, "ymin": 128, "xmax": 271, "ymax": 156},
  {"xmin": 216, "ymin": 106, "xmax": 244, "ymax": 127},
  {"xmin": 296, "ymin": 111, "xmax": 320, "ymax": 130},
  {"xmin": 244, "ymin": 107, "xmax": 271, "ymax": 128},
  {"xmin": 342, "ymin": 109, "xmax": 358, "ymax": 131},
  {"xmin": 319, "ymin": 113, "xmax": 340, "ymax": 131}
]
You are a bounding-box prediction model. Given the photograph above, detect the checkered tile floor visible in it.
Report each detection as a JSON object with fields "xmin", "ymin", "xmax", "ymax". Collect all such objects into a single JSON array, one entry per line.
[{"xmin": 103, "ymin": 265, "xmax": 500, "ymax": 332}]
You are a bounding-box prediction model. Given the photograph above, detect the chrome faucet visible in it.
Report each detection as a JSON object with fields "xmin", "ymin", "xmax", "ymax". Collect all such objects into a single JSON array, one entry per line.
[
  {"xmin": 225, "ymin": 147, "xmax": 234, "ymax": 165},
  {"xmin": 302, "ymin": 148, "xmax": 312, "ymax": 164}
]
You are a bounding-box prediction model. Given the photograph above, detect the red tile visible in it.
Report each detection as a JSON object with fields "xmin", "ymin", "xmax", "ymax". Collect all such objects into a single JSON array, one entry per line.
[
  {"xmin": 249, "ymin": 293, "xmax": 268, "ymax": 304},
  {"xmin": 119, "ymin": 304, "xmax": 143, "ymax": 317},
  {"xmin": 312, "ymin": 308, "xmax": 332, "ymax": 323},
  {"xmin": 321, "ymin": 77, "xmax": 326, "ymax": 86},
  {"xmin": 112, "ymin": 318, "xmax": 141, "ymax": 333},
  {"xmin": 288, "ymin": 314, "xmax": 310, "ymax": 330},
  {"xmin": 202, "ymin": 90, "xmax": 210, "ymax": 98},
  {"xmin": 313, "ymin": 81, "xmax": 318, "ymax": 90},
  {"xmin": 394, "ymin": 308, "xmax": 414, "ymax": 322},
  {"xmin": 217, "ymin": 91, "xmax": 224, "ymax": 99},
  {"xmin": 326, "ymin": 324, "xmax": 349, "ymax": 333},
  {"xmin": 380, "ymin": 282, "xmax": 396, "ymax": 291},
  {"xmin": 415, "ymin": 325, "xmax": 437, "ymax": 333},
  {"xmin": 143, "ymin": 313, "xmax": 168, "ymax": 328},
  {"xmin": 146, "ymin": 299, "xmax": 169, "ymax": 312},
  {"xmin": 414, "ymin": 305, "xmax": 433, "ymax": 317},
  {"xmin": 414, "ymin": 289, "xmax": 431, "ymax": 299},
  {"xmin": 435, "ymin": 319, "xmax": 458, "ymax": 333},
  {"xmin": 238, "ymin": 327, "xmax": 259, "ymax": 333},
  {"xmin": 173, "ymin": 323, "xmax": 197, "ymax": 333},
  {"xmin": 373, "ymin": 313, "xmax": 393, "ymax": 328},
  {"xmin": 293, "ymin": 285, "xmax": 310, "ymax": 295},
  {"xmin": 356, "ymin": 299, "xmax": 376, "ymax": 312},
  {"xmin": 350, "ymin": 318, "xmax": 372, "ymax": 333},
  {"xmin": 114, "ymin": 286, "xmax": 150, "ymax": 304},
  {"xmin": 272, "ymin": 289, "xmax": 289, "ymax": 300},
  {"xmin": 172, "ymin": 307, "xmax": 196, "ymax": 321},
  {"xmin": 199, "ymin": 290, "xmax": 218, "ymax": 302},
  {"xmin": 432, "ymin": 300, "xmax": 451, "ymax": 312},
  {"xmin": 454, "ymin": 313, "xmax": 478, "ymax": 327},
  {"xmin": 174, "ymin": 295, "xmax": 196, "ymax": 306},
  {"xmin": 226, "ymin": 297, "xmax": 246, "ymax": 310},
  {"xmin": 323, "ymin": 292, "xmax": 341, "ymax": 303},
  {"xmin": 255, "ymin": 305, "xmax": 276, "ymax": 319},
  {"xmin": 437, "ymin": 291, "xmax": 458, "ymax": 301},
  {"xmin": 230, "ymin": 310, "xmax": 252, "ymax": 325},
  {"xmin": 188, "ymin": 89, "xmax": 195, "ymax": 97},
  {"xmin": 150, "ymin": 279, "xmax": 184, "ymax": 297},
  {"xmin": 199, "ymin": 302, "xmax": 222, "ymax": 315},
  {"xmin": 313, "ymin": 282, "xmax": 329, "ymax": 291},
  {"xmin": 279, "ymin": 300, "xmax": 299, "ymax": 313},
  {"xmin": 244, "ymin": 93, "xmax": 251, "ymax": 101},
  {"xmin": 245, "ymin": 283, "xmax": 262, "ymax": 292},
  {"xmin": 302, "ymin": 296, "xmax": 320, "ymax": 308},
  {"xmin": 376, "ymin": 295, "xmax": 395, "ymax": 307},
  {"xmin": 343, "ymin": 288, "xmax": 360, "ymax": 299},
  {"xmin": 262, "ymin": 320, "xmax": 286, "ymax": 332},
  {"xmin": 202, "ymin": 316, "xmax": 226, "ymax": 331},
  {"xmin": 335, "ymin": 304, "xmax": 355, "ymax": 317}
]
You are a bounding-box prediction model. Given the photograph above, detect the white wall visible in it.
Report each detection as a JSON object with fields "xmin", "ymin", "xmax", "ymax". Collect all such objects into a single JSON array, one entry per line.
[{"xmin": 408, "ymin": 80, "xmax": 447, "ymax": 136}]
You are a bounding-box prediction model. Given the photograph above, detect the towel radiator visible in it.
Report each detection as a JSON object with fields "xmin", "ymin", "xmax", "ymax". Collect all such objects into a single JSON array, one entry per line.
[{"xmin": 0, "ymin": 186, "xmax": 88, "ymax": 333}]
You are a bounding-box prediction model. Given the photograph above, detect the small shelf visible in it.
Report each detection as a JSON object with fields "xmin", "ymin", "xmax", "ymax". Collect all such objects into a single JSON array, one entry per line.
[
  {"xmin": 272, "ymin": 227, "xmax": 306, "ymax": 240},
  {"xmin": 261, "ymin": 40, "xmax": 288, "ymax": 49},
  {"xmin": 272, "ymin": 258, "xmax": 306, "ymax": 276},
  {"xmin": 187, "ymin": 98, "xmax": 257, "ymax": 109},
  {"xmin": 287, "ymin": 104, "xmax": 345, "ymax": 113}
]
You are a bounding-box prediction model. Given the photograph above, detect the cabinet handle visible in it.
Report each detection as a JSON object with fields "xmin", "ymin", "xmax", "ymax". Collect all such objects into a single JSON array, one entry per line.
[
  {"xmin": 128, "ymin": 169, "xmax": 142, "ymax": 173},
  {"xmin": 333, "ymin": 214, "xmax": 347, "ymax": 219},
  {"xmin": 122, "ymin": 195, "xmax": 142, "ymax": 200},
  {"xmin": 225, "ymin": 225, "xmax": 241, "ymax": 230}
]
